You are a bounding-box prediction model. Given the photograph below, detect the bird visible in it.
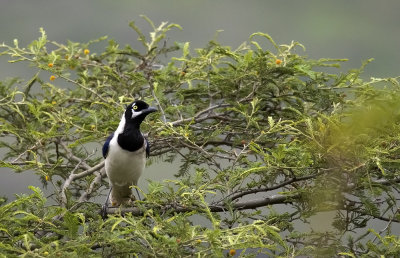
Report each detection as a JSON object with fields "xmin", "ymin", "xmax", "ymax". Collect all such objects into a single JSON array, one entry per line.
[{"xmin": 102, "ymin": 100, "xmax": 157, "ymax": 210}]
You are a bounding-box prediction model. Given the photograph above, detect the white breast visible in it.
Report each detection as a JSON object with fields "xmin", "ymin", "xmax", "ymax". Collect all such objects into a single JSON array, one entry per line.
[{"xmin": 105, "ymin": 130, "xmax": 146, "ymax": 188}]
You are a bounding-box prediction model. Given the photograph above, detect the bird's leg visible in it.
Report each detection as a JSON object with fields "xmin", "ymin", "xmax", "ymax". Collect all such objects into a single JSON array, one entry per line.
[
  {"xmin": 120, "ymin": 189, "xmax": 140, "ymax": 206},
  {"xmin": 125, "ymin": 196, "xmax": 136, "ymax": 206},
  {"xmin": 135, "ymin": 188, "xmax": 142, "ymax": 201},
  {"xmin": 124, "ymin": 192, "xmax": 137, "ymax": 206},
  {"xmin": 101, "ymin": 187, "xmax": 112, "ymax": 220}
]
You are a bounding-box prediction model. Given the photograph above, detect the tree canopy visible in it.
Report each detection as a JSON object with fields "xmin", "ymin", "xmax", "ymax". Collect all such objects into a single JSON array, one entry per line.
[{"xmin": 1, "ymin": 17, "xmax": 400, "ymax": 257}]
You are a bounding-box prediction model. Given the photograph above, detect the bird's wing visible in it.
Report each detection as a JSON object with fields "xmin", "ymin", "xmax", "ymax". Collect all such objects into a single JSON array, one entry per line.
[
  {"xmin": 102, "ymin": 133, "xmax": 114, "ymax": 159},
  {"xmin": 145, "ymin": 137, "xmax": 150, "ymax": 158}
]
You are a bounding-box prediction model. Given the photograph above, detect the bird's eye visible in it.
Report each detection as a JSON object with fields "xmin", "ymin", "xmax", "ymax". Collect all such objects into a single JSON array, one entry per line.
[{"xmin": 133, "ymin": 105, "xmax": 138, "ymax": 110}]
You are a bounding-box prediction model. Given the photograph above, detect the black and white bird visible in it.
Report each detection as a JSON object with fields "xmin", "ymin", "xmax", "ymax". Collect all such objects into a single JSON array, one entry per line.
[{"xmin": 102, "ymin": 100, "xmax": 157, "ymax": 208}]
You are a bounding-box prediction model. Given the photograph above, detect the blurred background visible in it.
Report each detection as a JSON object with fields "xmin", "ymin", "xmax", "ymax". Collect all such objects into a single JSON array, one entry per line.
[
  {"xmin": 1, "ymin": 1, "xmax": 400, "ymax": 233},
  {"xmin": 1, "ymin": 0, "xmax": 400, "ymax": 79}
]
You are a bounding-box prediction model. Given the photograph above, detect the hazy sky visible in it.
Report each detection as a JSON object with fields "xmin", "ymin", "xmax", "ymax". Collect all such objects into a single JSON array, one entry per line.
[{"xmin": 1, "ymin": 0, "xmax": 400, "ymax": 77}]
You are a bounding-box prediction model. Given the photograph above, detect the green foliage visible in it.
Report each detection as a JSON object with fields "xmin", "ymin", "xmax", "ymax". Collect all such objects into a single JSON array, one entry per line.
[
  {"xmin": 0, "ymin": 187, "xmax": 285, "ymax": 257},
  {"xmin": 1, "ymin": 17, "xmax": 400, "ymax": 256}
]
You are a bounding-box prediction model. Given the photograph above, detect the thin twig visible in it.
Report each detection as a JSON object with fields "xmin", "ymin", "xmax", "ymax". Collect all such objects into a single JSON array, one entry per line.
[
  {"xmin": 228, "ymin": 173, "xmax": 319, "ymax": 202},
  {"xmin": 58, "ymin": 74, "xmax": 107, "ymax": 103}
]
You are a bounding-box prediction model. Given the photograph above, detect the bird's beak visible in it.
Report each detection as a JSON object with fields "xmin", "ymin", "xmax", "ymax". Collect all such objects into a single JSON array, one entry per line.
[{"xmin": 142, "ymin": 106, "xmax": 157, "ymax": 115}]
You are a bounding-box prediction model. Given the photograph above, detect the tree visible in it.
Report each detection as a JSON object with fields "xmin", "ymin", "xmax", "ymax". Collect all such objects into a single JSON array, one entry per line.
[{"xmin": 1, "ymin": 17, "xmax": 400, "ymax": 257}]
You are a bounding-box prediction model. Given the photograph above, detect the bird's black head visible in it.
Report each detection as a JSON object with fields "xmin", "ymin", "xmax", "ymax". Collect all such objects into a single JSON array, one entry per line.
[{"xmin": 124, "ymin": 100, "xmax": 157, "ymax": 125}]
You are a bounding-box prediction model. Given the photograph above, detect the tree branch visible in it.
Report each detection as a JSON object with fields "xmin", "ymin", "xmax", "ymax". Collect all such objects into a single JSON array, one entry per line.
[
  {"xmin": 78, "ymin": 167, "xmax": 107, "ymax": 202},
  {"xmin": 58, "ymin": 140, "xmax": 105, "ymax": 206},
  {"xmin": 228, "ymin": 173, "xmax": 319, "ymax": 202},
  {"xmin": 104, "ymin": 193, "xmax": 298, "ymax": 216}
]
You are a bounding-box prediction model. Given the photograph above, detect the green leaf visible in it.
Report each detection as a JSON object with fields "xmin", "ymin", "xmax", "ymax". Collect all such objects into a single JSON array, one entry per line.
[
  {"xmin": 64, "ymin": 211, "xmax": 79, "ymax": 238},
  {"xmin": 268, "ymin": 116, "xmax": 275, "ymax": 127},
  {"xmin": 183, "ymin": 42, "xmax": 190, "ymax": 58},
  {"xmin": 250, "ymin": 32, "xmax": 279, "ymax": 51},
  {"xmin": 129, "ymin": 21, "xmax": 147, "ymax": 48},
  {"xmin": 338, "ymin": 252, "xmax": 356, "ymax": 258},
  {"xmin": 148, "ymin": 181, "xmax": 164, "ymax": 195}
]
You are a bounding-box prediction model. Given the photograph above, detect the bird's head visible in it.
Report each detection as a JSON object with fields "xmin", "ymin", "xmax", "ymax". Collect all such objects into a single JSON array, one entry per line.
[{"xmin": 124, "ymin": 100, "xmax": 157, "ymax": 125}]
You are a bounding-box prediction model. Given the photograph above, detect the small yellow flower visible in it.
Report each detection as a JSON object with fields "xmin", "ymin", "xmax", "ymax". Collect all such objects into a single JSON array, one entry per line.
[
  {"xmin": 48, "ymin": 63, "xmax": 54, "ymax": 68},
  {"xmin": 50, "ymin": 75, "xmax": 56, "ymax": 81},
  {"xmin": 45, "ymin": 175, "xmax": 50, "ymax": 181},
  {"xmin": 229, "ymin": 249, "xmax": 236, "ymax": 256},
  {"xmin": 90, "ymin": 124, "xmax": 96, "ymax": 130},
  {"xmin": 43, "ymin": 251, "xmax": 49, "ymax": 256},
  {"xmin": 275, "ymin": 59, "xmax": 282, "ymax": 65},
  {"xmin": 51, "ymin": 101, "xmax": 57, "ymax": 105},
  {"xmin": 84, "ymin": 49, "xmax": 90, "ymax": 55}
]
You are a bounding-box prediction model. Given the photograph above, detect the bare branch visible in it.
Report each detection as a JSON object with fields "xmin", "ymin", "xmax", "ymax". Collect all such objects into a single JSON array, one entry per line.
[
  {"xmin": 73, "ymin": 161, "xmax": 105, "ymax": 180},
  {"xmin": 58, "ymin": 140, "xmax": 105, "ymax": 206},
  {"xmin": 60, "ymin": 152, "xmax": 98, "ymax": 206},
  {"xmin": 58, "ymin": 140, "xmax": 92, "ymax": 170},
  {"xmin": 79, "ymin": 167, "xmax": 107, "ymax": 202}
]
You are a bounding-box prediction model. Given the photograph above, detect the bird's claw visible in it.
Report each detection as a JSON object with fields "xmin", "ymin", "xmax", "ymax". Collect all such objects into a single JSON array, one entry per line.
[{"xmin": 101, "ymin": 204, "xmax": 108, "ymax": 220}]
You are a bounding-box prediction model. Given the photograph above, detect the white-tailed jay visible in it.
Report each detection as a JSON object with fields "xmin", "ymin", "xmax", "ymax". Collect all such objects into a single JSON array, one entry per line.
[{"xmin": 102, "ymin": 100, "xmax": 156, "ymax": 208}]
